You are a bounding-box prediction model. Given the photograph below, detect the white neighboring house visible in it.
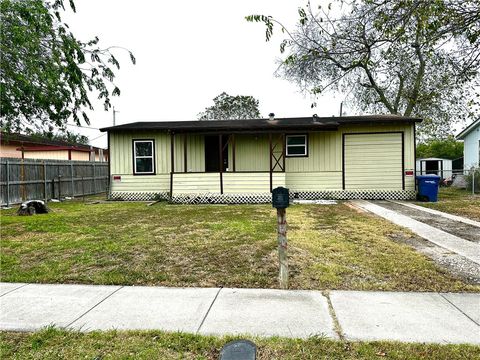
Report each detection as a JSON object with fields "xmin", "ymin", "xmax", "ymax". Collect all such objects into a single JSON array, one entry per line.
[
  {"xmin": 457, "ymin": 119, "xmax": 480, "ymax": 170},
  {"xmin": 416, "ymin": 157, "xmax": 452, "ymax": 180}
]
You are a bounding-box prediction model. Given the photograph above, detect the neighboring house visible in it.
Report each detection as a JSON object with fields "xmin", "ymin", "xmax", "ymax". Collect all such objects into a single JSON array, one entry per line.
[
  {"xmin": 416, "ymin": 157, "xmax": 452, "ymax": 180},
  {"xmin": 456, "ymin": 119, "xmax": 480, "ymax": 169},
  {"xmin": 0, "ymin": 133, "xmax": 108, "ymax": 162},
  {"xmin": 100, "ymin": 114, "xmax": 421, "ymax": 203}
]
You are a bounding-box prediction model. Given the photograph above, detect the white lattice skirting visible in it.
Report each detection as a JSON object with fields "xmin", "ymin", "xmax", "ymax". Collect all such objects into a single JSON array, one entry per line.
[
  {"xmin": 109, "ymin": 192, "xmax": 169, "ymax": 202},
  {"xmin": 109, "ymin": 190, "xmax": 416, "ymax": 203}
]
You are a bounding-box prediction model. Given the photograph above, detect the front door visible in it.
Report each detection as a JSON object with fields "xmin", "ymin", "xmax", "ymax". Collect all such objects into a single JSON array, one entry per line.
[{"xmin": 205, "ymin": 135, "xmax": 228, "ymax": 172}]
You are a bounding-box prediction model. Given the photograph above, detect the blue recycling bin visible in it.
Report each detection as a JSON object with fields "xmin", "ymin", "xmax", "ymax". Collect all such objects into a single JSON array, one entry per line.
[{"xmin": 416, "ymin": 175, "xmax": 441, "ymax": 202}]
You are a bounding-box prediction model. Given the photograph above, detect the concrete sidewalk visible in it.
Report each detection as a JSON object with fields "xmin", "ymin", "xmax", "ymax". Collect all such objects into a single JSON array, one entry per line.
[{"xmin": 1, "ymin": 283, "xmax": 479, "ymax": 344}]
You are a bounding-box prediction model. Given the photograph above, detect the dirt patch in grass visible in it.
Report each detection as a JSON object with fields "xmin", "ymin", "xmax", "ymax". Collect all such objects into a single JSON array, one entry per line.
[
  {"xmin": 1, "ymin": 328, "xmax": 479, "ymax": 360},
  {"xmin": 0, "ymin": 199, "xmax": 477, "ymax": 291},
  {"xmin": 388, "ymin": 231, "xmax": 480, "ymax": 285},
  {"xmin": 415, "ymin": 187, "xmax": 480, "ymax": 221}
]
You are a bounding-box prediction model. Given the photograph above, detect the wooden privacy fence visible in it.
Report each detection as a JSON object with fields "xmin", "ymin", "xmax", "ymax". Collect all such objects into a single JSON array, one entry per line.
[{"xmin": 1, "ymin": 158, "xmax": 109, "ymax": 206}]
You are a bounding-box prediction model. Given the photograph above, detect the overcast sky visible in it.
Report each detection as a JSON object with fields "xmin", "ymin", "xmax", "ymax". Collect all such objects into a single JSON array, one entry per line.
[{"xmin": 64, "ymin": 0, "xmax": 348, "ymax": 148}]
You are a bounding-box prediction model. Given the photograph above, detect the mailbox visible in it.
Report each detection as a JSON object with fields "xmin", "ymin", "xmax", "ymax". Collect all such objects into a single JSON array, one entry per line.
[{"xmin": 272, "ymin": 187, "xmax": 290, "ymax": 209}]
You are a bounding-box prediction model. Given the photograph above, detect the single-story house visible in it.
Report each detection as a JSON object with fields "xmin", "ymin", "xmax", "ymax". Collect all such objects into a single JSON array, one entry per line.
[
  {"xmin": 0, "ymin": 132, "xmax": 108, "ymax": 162},
  {"xmin": 100, "ymin": 114, "xmax": 421, "ymax": 203},
  {"xmin": 416, "ymin": 157, "xmax": 452, "ymax": 180},
  {"xmin": 456, "ymin": 119, "xmax": 479, "ymax": 170}
]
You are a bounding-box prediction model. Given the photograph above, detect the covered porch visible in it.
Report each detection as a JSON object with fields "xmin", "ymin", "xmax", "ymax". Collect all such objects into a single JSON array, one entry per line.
[{"xmin": 168, "ymin": 132, "xmax": 290, "ymax": 197}]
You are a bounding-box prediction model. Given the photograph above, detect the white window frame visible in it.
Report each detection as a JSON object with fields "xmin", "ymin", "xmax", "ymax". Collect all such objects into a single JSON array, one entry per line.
[
  {"xmin": 285, "ymin": 134, "xmax": 308, "ymax": 157},
  {"xmin": 133, "ymin": 140, "xmax": 155, "ymax": 175}
]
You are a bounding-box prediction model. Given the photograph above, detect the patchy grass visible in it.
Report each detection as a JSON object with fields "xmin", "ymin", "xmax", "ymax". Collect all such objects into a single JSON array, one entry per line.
[
  {"xmin": 415, "ymin": 187, "xmax": 480, "ymax": 221},
  {"xmin": 0, "ymin": 198, "xmax": 477, "ymax": 291},
  {"xmin": 1, "ymin": 328, "xmax": 480, "ymax": 360}
]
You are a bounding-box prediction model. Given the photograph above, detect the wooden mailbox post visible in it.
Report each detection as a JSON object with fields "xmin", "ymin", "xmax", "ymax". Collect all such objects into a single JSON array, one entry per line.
[{"xmin": 272, "ymin": 186, "xmax": 289, "ymax": 289}]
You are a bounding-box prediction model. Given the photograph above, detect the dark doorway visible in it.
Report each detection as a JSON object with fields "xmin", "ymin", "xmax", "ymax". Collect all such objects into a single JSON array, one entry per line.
[
  {"xmin": 425, "ymin": 160, "xmax": 439, "ymax": 175},
  {"xmin": 205, "ymin": 135, "xmax": 228, "ymax": 172}
]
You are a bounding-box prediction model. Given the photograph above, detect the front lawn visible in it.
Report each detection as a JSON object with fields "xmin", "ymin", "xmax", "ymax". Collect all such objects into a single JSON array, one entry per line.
[
  {"xmin": 0, "ymin": 198, "xmax": 477, "ymax": 291},
  {"xmin": 2, "ymin": 328, "xmax": 479, "ymax": 360},
  {"xmin": 415, "ymin": 187, "xmax": 480, "ymax": 221}
]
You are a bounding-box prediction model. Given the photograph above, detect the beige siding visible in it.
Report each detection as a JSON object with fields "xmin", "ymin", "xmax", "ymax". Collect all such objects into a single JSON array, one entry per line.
[
  {"xmin": 230, "ymin": 135, "xmax": 269, "ymax": 171},
  {"xmin": 112, "ymin": 172, "xmax": 285, "ymax": 194},
  {"xmin": 344, "ymin": 133, "xmax": 402, "ymax": 190},
  {"xmin": 24, "ymin": 150, "xmax": 69, "ymax": 160},
  {"xmin": 94, "ymin": 152, "xmax": 108, "ymax": 162},
  {"xmin": 173, "ymin": 173, "xmax": 220, "ymax": 194},
  {"xmin": 110, "ymin": 131, "xmax": 171, "ymax": 174},
  {"xmin": 0, "ymin": 146, "xmax": 101, "ymax": 162},
  {"xmin": 286, "ymin": 172, "xmax": 342, "ymax": 190},
  {"xmin": 111, "ymin": 174, "xmax": 170, "ymax": 192},
  {"xmin": 0, "ymin": 144, "xmax": 22, "ymax": 158},
  {"xmin": 174, "ymin": 134, "xmax": 205, "ymax": 172},
  {"xmin": 223, "ymin": 172, "xmax": 284, "ymax": 193},
  {"xmin": 286, "ymin": 132, "xmax": 341, "ymax": 172},
  {"xmin": 110, "ymin": 132, "xmax": 205, "ymax": 174},
  {"xmin": 71, "ymin": 151, "xmax": 90, "ymax": 161},
  {"xmin": 109, "ymin": 123, "xmax": 416, "ymax": 193},
  {"xmin": 169, "ymin": 172, "xmax": 285, "ymax": 194}
]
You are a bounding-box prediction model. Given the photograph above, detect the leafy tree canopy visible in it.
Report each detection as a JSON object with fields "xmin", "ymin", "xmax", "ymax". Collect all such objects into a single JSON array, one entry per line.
[
  {"xmin": 0, "ymin": 0, "xmax": 135, "ymax": 134},
  {"xmin": 198, "ymin": 92, "xmax": 261, "ymax": 120},
  {"xmin": 416, "ymin": 136, "xmax": 464, "ymax": 159},
  {"xmin": 246, "ymin": 0, "xmax": 480, "ymax": 138}
]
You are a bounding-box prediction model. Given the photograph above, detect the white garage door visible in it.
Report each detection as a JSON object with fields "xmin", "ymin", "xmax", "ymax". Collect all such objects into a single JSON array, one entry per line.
[{"xmin": 344, "ymin": 133, "xmax": 403, "ymax": 190}]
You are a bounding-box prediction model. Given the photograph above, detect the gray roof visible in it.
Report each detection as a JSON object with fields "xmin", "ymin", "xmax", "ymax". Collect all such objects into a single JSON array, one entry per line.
[{"xmin": 100, "ymin": 114, "xmax": 422, "ymax": 133}]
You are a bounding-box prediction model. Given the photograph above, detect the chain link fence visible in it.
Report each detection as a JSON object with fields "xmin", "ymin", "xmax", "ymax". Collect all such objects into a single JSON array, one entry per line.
[{"xmin": 463, "ymin": 167, "xmax": 479, "ymax": 194}]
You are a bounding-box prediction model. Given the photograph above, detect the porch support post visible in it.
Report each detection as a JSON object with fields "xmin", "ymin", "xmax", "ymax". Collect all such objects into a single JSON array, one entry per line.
[
  {"xmin": 232, "ymin": 134, "xmax": 236, "ymax": 172},
  {"xmin": 170, "ymin": 132, "xmax": 174, "ymax": 199},
  {"xmin": 183, "ymin": 133, "xmax": 187, "ymax": 173},
  {"xmin": 269, "ymin": 133, "xmax": 273, "ymax": 192},
  {"xmin": 219, "ymin": 134, "xmax": 223, "ymax": 194}
]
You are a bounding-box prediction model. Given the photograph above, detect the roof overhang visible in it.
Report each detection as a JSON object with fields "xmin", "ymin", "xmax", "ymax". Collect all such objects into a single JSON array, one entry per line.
[
  {"xmin": 1, "ymin": 132, "xmax": 105, "ymax": 150},
  {"xmin": 100, "ymin": 115, "xmax": 422, "ymax": 133},
  {"xmin": 17, "ymin": 146, "xmax": 92, "ymax": 152},
  {"xmin": 456, "ymin": 119, "xmax": 480, "ymax": 140}
]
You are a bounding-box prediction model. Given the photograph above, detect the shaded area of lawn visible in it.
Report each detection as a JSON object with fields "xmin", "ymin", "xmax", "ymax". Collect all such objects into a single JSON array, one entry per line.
[
  {"xmin": 0, "ymin": 198, "xmax": 477, "ymax": 291},
  {"xmin": 1, "ymin": 328, "xmax": 479, "ymax": 360},
  {"xmin": 415, "ymin": 187, "xmax": 480, "ymax": 221}
]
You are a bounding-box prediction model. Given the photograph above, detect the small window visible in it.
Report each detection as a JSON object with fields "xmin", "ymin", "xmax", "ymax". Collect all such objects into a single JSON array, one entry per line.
[
  {"xmin": 133, "ymin": 140, "xmax": 155, "ymax": 174},
  {"xmin": 286, "ymin": 135, "xmax": 308, "ymax": 157}
]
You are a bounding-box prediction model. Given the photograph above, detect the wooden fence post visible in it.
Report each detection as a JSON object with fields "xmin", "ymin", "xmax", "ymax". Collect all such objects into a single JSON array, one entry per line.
[
  {"xmin": 43, "ymin": 162, "xmax": 47, "ymax": 203},
  {"xmin": 20, "ymin": 160, "xmax": 26, "ymax": 201},
  {"xmin": 70, "ymin": 161, "xmax": 75, "ymax": 197},
  {"xmin": 82, "ymin": 176, "xmax": 85, "ymax": 202},
  {"xmin": 58, "ymin": 175, "xmax": 62, "ymax": 200},
  {"xmin": 5, "ymin": 159, "xmax": 10, "ymax": 207},
  {"xmin": 92, "ymin": 162, "xmax": 96, "ymax": 195}
]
